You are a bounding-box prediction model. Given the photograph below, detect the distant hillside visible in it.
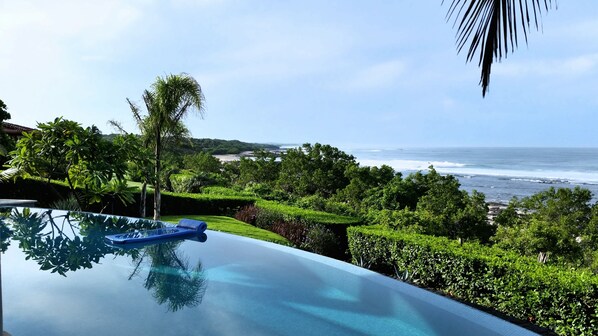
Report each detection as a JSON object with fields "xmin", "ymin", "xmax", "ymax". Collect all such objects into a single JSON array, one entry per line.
[
  {"xmin": 180, "ymin": 138, "xmax": 279, "ymax": 155},
  {"xmin": 103, "ymin": 134, "xmax": 279, "ymax": 155}
]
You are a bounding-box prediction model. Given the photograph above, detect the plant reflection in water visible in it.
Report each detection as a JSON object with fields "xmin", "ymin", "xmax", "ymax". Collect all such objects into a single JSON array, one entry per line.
[{"xmin": 0, "ymin": 208, "xmax": 207, "ymax": 313}]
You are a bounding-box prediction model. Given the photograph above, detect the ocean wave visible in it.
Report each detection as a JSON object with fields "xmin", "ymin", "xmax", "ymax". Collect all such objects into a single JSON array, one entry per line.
[
  {"xmin": 358, "ymin": 158, "xmax": 598, "ymax": 185},
  {"xmin": 358, "ymin": 159, "xmax": 467, "ymax": 171},
  {"xmin": 509, "ymin": 178, "xmax": 577, "ymax": 185}
]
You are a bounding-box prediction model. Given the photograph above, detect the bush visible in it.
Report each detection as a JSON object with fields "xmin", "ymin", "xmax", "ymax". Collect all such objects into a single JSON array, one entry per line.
[
  {"xmin": 271, "ymin": 220, "xmax": 308, "ymax": 247},
  {"xmin": 170, "ymin": 172, "xmax": 227, "ymax": 193},
  {"xmin": 347, "ymin": 225, "xmax": 598, "ymax": 336},
  {"xmin": 253, "ymin": 207, "xmax": 284, "ymax": 230},
  {"xmin": 295, "ymin": 195, "xmax": 356, "ymax": 216},
  {"xmin": 170, "ymin": 173, "xmax": 200, "ymax": 193},
  {"xmin": 234, "ymin": 205, "xmax": 259, "ymax": 225},
  {"xmin": 233, "ymin": 200, "xmax": 362, "ymax": 259},
  {"xmin": 302, "ymin": 223, "xmax": 339, "ymax": 256}
]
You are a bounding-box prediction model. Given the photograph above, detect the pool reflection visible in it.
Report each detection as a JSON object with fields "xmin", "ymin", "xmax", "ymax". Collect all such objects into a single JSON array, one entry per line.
[{"xmin": 0, "ymin": 208, "xmax": 208, "ymax": 313}]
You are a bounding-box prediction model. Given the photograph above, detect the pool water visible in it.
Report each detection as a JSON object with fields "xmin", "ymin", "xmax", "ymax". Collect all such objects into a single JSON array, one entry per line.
[{"xmin": 0, "ymin": 208, "xmax": 537, "ymax": 335}]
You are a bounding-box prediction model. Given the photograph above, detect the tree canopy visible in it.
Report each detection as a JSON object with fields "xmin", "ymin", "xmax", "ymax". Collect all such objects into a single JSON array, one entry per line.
[
  {"xmin": 0, "ymin": 98, "xmax": 14, "ymax": 160},
  {"xmin": 493, "ymin": 187, "xmax": 596, "ymax": 265},
  {"xmin": 278, "ymin": 143, "xmax": 357, "ymax": 198},
  {"xmin": 8, "ymin": 117, "xmax": 136, "ymax": 209}
]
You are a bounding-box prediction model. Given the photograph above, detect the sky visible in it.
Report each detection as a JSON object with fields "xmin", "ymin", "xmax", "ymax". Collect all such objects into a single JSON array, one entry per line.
[{"xmin": 2, "ymin": 0, "xmax": 598, "ymax": 149}]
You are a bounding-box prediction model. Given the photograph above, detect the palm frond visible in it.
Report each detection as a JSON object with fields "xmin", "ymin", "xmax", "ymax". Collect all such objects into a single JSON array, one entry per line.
[
  {"xmin": 0, "ymin": 167, "xmax": 20, "ymax": 182},
  {"xmin": 445, "ymin": 0, "xmax": 555, "ymax": 96},
  {"xmin": 127, "ymin": 97, "xmax": 145, "ymax": 127},
  {"xmin": 107, "ymin": 120, "xmax": 128, "ymax": 134}
]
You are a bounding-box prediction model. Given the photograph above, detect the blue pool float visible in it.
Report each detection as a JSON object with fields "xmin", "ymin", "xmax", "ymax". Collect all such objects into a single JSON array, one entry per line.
[{"xmin": 105, "ymin": 219, "xmax": 207, "ymax": 244}]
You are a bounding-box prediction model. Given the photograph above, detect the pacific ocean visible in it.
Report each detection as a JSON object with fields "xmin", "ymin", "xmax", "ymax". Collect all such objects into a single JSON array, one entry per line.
[{"xmin": 346, "ymin": 147, "xmax": 598, "ymax": 203}]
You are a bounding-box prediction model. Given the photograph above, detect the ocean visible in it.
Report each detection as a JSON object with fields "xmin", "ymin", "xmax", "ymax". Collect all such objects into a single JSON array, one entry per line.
[{"xmin": 345, "ymin": 147, "xmax": 598, "ymax": 204}]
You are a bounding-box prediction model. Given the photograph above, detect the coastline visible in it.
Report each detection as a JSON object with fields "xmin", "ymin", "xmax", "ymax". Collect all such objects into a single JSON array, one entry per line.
[{"xmin": 213, "ymin": 153, "xmax": 243, "ymax": 162}]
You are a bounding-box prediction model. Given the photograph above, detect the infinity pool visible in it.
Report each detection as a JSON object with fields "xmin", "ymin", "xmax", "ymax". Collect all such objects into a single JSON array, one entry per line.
[{"xmin": 0, "ymin": 207, "xmax": 537, "ymax": 335}]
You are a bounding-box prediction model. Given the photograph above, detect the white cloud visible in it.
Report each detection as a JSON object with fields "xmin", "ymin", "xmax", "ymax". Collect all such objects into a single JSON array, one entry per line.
[
  {"xmin": 557, "ymin": 19, "xmax": 598, "ymax": 41},
  {"xmin": 170, "ymin": 0, "xmax": 229, "ymax": 8},
  {"xmin": 493, "ymin": 54, "xmax": 598, "ymax": 77},
  {"xmin": 334, "ymin": 59, "xmax": 407, "ymax": 91},
  {"xmin": 0, "ymin": 0, "xmax": 147, "ymax": 126},
  {"xmin": 0, "ymin": 1, "xmax": 145, "ymax": 78},
  {"xmin": 195, "ymin": 16, "xmax": 355, "ymax": 87}
]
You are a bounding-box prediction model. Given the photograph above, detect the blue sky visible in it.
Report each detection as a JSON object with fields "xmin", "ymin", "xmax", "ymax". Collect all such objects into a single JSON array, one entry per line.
[{"xmin": 2, "ymin": 1, "xmax": 598, "ymax": 148}]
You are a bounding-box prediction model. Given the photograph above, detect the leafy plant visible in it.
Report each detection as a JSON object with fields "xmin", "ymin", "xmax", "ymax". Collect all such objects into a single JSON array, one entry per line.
[{"xmin": 7, "ymin": 118, "xmax": 134, "ymax": 210}]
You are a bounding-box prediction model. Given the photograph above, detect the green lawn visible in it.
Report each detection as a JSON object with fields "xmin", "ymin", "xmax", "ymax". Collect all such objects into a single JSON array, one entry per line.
[
  {"xmin": 160, "ymin": 215, "xmax": 290, "ymax": 246},
  {"xmin": 127, "ymin": 181, "xmax": 154, "ymax": 192}
]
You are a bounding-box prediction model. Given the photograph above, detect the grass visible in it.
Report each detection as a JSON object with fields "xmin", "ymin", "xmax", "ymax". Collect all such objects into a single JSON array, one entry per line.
[
  {"xmin": 127, "ymin": 181, "xmax": 154, "ymax": 192},
  {"xmin": 160, "ymin": 214, "xmax": 290, "ymax": 246}
]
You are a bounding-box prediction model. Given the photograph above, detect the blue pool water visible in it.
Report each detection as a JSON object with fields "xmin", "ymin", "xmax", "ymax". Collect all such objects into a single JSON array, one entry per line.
[{"xmin": 0, "ymin": 208, "xmax": 537, "ymax": 335}]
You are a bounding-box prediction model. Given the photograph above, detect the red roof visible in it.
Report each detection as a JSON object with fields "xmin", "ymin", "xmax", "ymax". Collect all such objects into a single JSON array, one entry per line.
[{"xmin": 2, "ymin": 122, "xmax": 36, "ymax": 136}]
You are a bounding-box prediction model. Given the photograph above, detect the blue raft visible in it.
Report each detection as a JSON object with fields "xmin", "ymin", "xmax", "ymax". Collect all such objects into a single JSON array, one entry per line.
[{"xmin": 105, "ymin": 219, "xmax": 207, "ymax": 244}]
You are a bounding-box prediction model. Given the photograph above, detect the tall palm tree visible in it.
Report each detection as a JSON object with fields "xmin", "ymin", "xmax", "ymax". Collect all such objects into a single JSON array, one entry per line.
[
  {"xmin": 444, "ymin": 0, "xmax": 555, "ymax": 96},
  {"xmin": 128, "ymin": 74, "xmax": 205, "ymax": 220}
]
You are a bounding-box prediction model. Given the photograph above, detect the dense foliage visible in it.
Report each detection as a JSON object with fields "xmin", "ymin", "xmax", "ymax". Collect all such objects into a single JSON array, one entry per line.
[
  {"xmin": 178, "ymin": 138, "xmax": 278, "ymax": 155},
  {"xmin": 7, "ymin": 118, "xmax": 138, "ymax": 210},
  {"xmin": 0, "ymin": 98, "xmax": 15, "ymax": 163},
  {"xmin": 277, "ymin": 143, "xmax": 357, "ymax": 197},
  {"xmin": 125, "ymin": 142, "xmax": 500, "ymax": 247},
  {"xmin": 234, "ymin": 201, "xmax": 360, "ymax": 258},
  {"xmin": 493, "ymin": 187, "xmax": 598, "ymax": 268},
  {"xmin": 103, "ymin": 135, "xmax": 278, "ymax": 156},
  {"xmin": 348, "ymin": 225, "xmax": 598, "ymax": 336}
]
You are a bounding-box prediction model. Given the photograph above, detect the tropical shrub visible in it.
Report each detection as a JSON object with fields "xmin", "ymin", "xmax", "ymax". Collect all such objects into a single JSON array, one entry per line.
[
  {"xmin": 493, "ymin": 187, "xmax": 597, "ymax": 266},
  {"xmin": 8, "ymin": 118, "xmax": 136, "ymax": 210},
  {"xmin": 234, "ymin": 205, "xmax": 259, "ymax": 225},
  {"xmin": 302, "ymin": 223, "xmax": 338, "ymax": 256},
  {"xmin": 271, "ymin": 220, "xmax": 308, "ymax": 247}
]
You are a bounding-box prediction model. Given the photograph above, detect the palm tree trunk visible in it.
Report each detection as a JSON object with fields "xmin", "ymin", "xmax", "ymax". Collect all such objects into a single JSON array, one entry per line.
[
  {"xmin": 140, "ymin": 181, "xmax": 147, "ymax": 218},
  {"xmin": 154, "ymin": 132, "xmax": 161, "ymax": 220}
]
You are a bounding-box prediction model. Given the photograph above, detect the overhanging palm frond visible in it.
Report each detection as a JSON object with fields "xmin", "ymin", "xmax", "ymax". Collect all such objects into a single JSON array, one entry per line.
[
  {"xmin": 445, "ymin": 0, "xmax": 555, "ymax": 96},
  {"xmin": 0, "ymin": 167, "xmax": 20, "ymax": 182},
  {"xmin": 107, "ymin": 120, "xmax": 128, "ymax": 134}
]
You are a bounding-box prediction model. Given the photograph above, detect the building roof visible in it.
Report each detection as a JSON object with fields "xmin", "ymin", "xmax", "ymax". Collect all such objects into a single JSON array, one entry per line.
[{"xmin": 2, "ymin": 122, "xmax": 36, "ymax": 136}]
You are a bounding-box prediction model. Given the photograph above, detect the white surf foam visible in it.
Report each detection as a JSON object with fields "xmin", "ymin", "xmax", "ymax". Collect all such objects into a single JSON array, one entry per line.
[{"xmin": 358, "ymin": 159, "xmax": 598, "ymax": 185}]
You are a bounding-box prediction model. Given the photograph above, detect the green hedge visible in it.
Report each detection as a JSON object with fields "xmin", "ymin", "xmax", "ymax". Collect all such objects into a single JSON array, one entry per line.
[
  {"xmin": 255, "ymin": 200, "xmax": 361, "ymax": 225},
  {"xmin": 1, "ymin": 178, "xmax": 256, "ymax": 217},
  {"xmin": 347, "ymin": 225, "xmax": 598, "ymax": 336},
  {"xmin": 0, "ymin": 178, "xmax": 70, "ymax": 207},
  {"xmin": 159, "ymin": 191, "xmax": 255, "ymax": 216},
  {"xmin": 201, "ymin": 186, "xmax": 255, "ymax": 197}
]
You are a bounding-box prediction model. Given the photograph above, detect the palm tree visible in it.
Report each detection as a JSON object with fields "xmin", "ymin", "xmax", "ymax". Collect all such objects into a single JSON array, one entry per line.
[
  {"xmin": 444, "ymin": 0, "xmax": 556, "ymax": 96},
  {"xmin": 129, "ymin": 74, "xmax": 205, "ymax": 220}
]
